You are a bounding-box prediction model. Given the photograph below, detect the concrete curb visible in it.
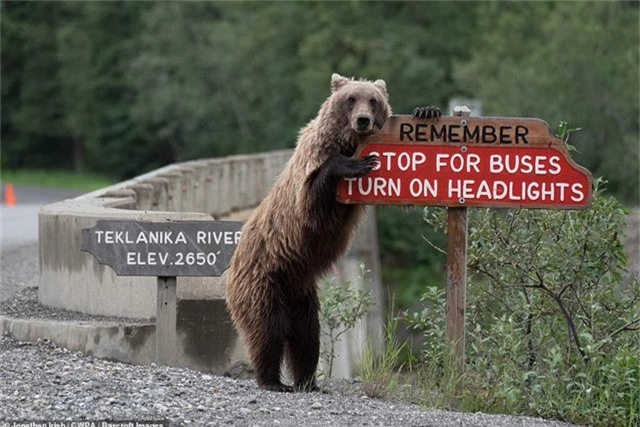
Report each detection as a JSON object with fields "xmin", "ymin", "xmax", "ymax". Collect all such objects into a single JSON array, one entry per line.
[
  {"xmin": 0, "ymin": 315, "xmax": 155, "ymax": 364},
  {"xmin": 0, "ymin": 304, "xmax": 249, "ymax": 375}
]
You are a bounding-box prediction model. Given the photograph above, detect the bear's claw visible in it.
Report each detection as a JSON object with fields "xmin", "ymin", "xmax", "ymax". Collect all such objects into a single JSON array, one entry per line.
[
  {"xmin": 362, "ymin": 154, "xmax": 379, "ymax": 169},
  {"xmin": 345, "ymin": 154, "xmax": 379, "ymax": 178},
  {"xmin": 355, "ymin": 154, "xmax": 379, "ymax": 176},
  {"xmin": 413, "ymin": 106, "xmax": 442, "ymax": 119}
]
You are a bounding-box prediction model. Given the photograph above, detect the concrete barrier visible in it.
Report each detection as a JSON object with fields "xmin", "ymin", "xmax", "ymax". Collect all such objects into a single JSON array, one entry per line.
[
  {"xmin": 40, "ymin": 152, "xmax": 290, "ymax": 318},
  {"xmin": 37, "ymin": 149, "xmax": 383, "ymax": 377}
]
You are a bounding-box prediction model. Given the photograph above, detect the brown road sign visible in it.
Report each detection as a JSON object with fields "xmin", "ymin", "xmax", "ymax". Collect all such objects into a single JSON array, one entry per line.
[{"xmin": 337, "ymin": 115, "xmax": 593, "ymax": 209}]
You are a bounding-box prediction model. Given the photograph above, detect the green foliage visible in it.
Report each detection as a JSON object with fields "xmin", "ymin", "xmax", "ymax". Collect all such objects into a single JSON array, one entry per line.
[
  {"xmin": 1, "ymin": 2, "xmax": 70, "ymax": 169},
  {"xmin": 318, "ymin": 264, "xmax": 373, "ymax": 383},
  {"xmin": 405, "ymin": 285, "xmax": 447, "ymax": 370},
  {"xmin": 409, "ymin": 182, "xmax": 640, "ymax": 425},
  {"xmin": 455, "ymin": 1, "xmax": 639, "ymax": 203},
  {"xmin": 129, "ymin": 3, "xmax": 240, "ymax": 162},
  {"xmin": 1, "ymin": 2, "xmax": 478, "ymax": 179},
  {"xmin": 66, "ymin": 3, "xmax": 148, "ymax": 179}
]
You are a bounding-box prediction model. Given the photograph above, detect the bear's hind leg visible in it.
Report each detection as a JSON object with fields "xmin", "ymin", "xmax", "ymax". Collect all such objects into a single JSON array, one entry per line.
[
  {"xmin": 250, "ymin": 308, "xmax": 294, "ymax": 393},
  {"xmin": 286, "ymin": 293, "xmax": 321, "ymax": 392}
]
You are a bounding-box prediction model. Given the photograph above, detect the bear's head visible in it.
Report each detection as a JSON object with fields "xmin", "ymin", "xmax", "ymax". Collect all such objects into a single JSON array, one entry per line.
[{"xmin": 329, "ymin": 73, "xmax": 391, "ymax": 156}]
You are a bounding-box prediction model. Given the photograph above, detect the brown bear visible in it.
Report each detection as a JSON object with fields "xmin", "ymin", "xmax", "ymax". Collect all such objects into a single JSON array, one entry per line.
[
  {"xmin": 226, "ymin": 73, "xmax": 389, "ymax": 392},
  {"xmin": 226, "ymin": 73, "xmax": 441, "ymax": 392}
]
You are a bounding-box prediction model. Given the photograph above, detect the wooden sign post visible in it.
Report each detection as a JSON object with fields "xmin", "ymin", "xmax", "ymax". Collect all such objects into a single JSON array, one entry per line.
[
  {"xmin": 81, "ymin": 220, "xmax": 243, "ymax": 365},
  {"xmin": 445, "ymin": 107, "xmax": 470, "ymax": 387},
  {"xmin": 157, "ymin": 275, "xmax": 178, "ymax": 365},
  {"xmin": 337, "ymin": 108, "xmax": 593, "ymax": 391}
]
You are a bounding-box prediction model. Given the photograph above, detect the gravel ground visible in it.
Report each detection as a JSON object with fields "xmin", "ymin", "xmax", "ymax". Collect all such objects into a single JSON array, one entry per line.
[
  {"xmin": 0, "ymin": 286, "xmax": 152, "ymax": 324},
  {"xmin": 0, "ymin": 242, "xmax": 39, "ymax": 302},
  {"xmin": 0, "ymin": 334, "xmax": 576, "ymax": 427}
]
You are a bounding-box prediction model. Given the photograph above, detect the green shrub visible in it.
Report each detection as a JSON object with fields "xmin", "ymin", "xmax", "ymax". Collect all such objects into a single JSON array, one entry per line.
[
  {"xmin": 408, "ymin": 180, "xmax": 640, "ymax": 426},
  {"xmin": 318, "ymin": 264, "xmax": 373, "ymax": 382}
]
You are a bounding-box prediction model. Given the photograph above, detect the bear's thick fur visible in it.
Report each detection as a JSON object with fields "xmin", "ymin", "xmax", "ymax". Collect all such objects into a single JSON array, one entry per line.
[{"xmin": 226, "ymin": 73, "xmax": 391, "ymax": 392}]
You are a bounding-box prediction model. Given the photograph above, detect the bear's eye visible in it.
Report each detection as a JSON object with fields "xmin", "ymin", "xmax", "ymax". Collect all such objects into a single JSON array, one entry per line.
[
  {"xmin": 369, "ymin": 98, "xmax": 377, "ymax": 110},
  {"xmin": 347, "ymin": 96, "xmax": 356, "ymax": 109}
]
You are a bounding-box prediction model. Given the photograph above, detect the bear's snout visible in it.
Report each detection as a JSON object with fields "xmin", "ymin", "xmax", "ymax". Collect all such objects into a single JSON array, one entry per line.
[
  {"xmin": 357, "ymin": 116, "xmax": 371, "ymax": 127},
  {"xmin": 354, "ymin": 113, "xmax": 374, "ymax": 133}
]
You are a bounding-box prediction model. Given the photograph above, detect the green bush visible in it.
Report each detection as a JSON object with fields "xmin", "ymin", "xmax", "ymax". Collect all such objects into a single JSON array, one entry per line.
[
  {"xmin": 318, "ymin": 264, "xmax": 373, "ymax": 383},
  {"xmin": 408, "ymin": 180, "xmax": 640, "ymax": 426}
]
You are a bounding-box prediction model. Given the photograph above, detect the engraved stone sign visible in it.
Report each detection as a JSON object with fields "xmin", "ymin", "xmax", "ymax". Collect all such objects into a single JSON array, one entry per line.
[{"xmin": 81, "ymin": 220, "xmax": 243, "ymax": 276}]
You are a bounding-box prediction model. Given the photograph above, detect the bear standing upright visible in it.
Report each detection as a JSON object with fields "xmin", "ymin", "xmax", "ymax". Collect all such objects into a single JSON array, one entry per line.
[{"xmin": 226, "ymin": 73, "xmax": 391, "ymax": 392}]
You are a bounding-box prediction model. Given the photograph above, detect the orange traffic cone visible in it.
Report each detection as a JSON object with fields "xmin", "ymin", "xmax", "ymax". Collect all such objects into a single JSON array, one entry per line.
[{"xmin": 4, "ymin": 183, "xmax": 17, "ymax": 206}]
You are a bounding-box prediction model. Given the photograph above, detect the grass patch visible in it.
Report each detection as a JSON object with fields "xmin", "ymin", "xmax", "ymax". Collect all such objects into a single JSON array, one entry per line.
[
  {"xmin": 1, "ymin": 169, "xmax": 114, "ymax": 191},
  {"xmin": 359, "ymin": 314, "xmax": 408, "ymax": 400}
]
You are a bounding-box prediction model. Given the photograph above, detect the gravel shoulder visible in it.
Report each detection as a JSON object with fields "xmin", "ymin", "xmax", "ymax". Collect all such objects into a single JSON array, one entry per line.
[
  {"xmin": 1, "ymin": 286, "xmax": 152, "ymax": 324},
  {"xmin": 0, "ymin": 334, "xmax": 576, "ymax": 427},
  {"xmin": 0, "ymin": 242, "xmax": 39, "ymax": 302}
]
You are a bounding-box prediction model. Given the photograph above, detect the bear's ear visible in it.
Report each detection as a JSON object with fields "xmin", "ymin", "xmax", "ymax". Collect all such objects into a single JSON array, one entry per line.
[
  {"xmin": 331, "ymin": 73, "xmax": 350, "ymax": 92},
  {"xmin": 374, "ymin": 79, "xmax": 388, "ymax": 97}
]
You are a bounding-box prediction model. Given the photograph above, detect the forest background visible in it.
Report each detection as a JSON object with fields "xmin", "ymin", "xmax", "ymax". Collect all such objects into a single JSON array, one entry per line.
[{"xmin": 2, "ymin": 1, "xmax": 638, "ymax": 308}]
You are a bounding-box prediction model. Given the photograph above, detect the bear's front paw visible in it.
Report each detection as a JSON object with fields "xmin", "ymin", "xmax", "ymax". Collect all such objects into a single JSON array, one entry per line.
[
  {"xmin": 362, "ymin": 154, "xmax": 379, "ymax": 169},
  {"xmin": 352, "ymin": 154, "xmax": 379, "ymax": 178},
  {"xmin": 413, "ymin": 106, "xmax": 442, "ymax": 119}
]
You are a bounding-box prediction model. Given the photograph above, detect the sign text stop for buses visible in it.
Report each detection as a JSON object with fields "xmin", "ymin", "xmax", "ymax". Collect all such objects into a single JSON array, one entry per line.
[{"xmin": 337, "ymin": 115, "xmax": 593, "ymax": 209}]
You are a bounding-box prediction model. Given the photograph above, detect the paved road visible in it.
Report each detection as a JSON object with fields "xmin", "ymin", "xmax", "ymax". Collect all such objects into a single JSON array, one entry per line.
[
  {"xmin": 0, "ymin": 185, "xmax": 85, "ymax": 301},
  {"xmin": 0, "ymin": 184, "xmax": 84, "ymax": 205},
  {"xmin": 1, "ymin": 185, "xmax": 84, "ymax": 248}
]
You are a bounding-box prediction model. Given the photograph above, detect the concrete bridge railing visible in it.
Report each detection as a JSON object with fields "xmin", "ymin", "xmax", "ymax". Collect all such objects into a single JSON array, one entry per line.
[{"xmin": 38, "ymin": 149, "xmax": 383, "ymax": 377}]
